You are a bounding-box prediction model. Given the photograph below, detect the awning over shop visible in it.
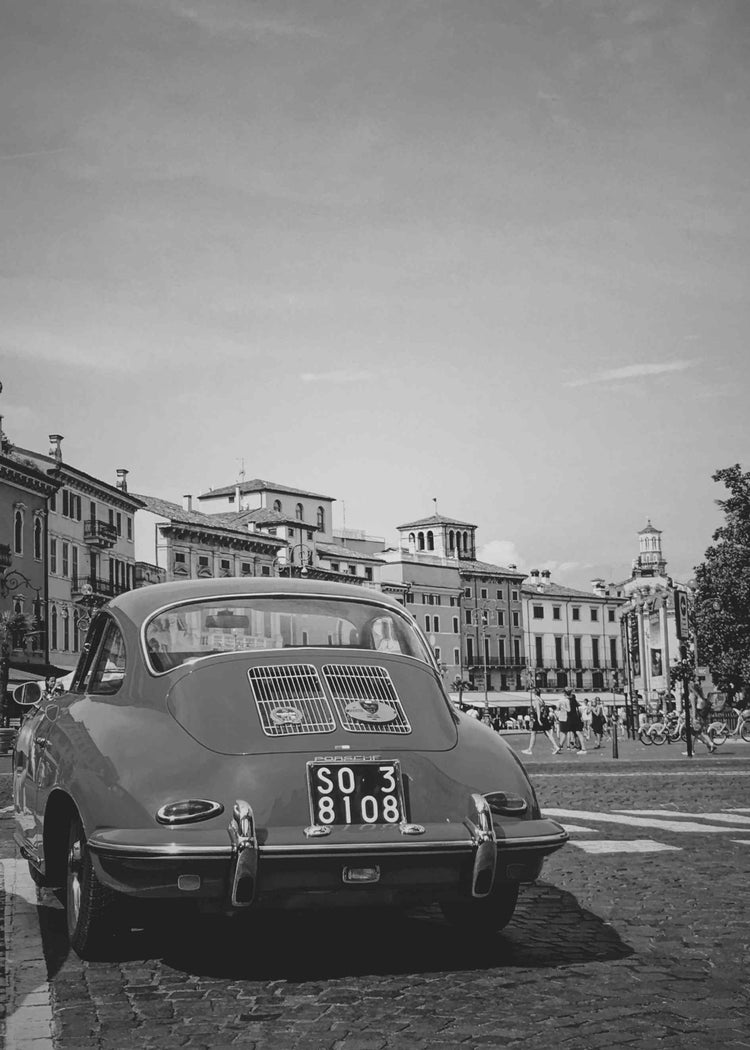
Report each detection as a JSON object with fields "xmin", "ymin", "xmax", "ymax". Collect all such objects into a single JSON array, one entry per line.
[{"xmin": 7, "ymin": 659, "xmax": 69, "ymax": 684}]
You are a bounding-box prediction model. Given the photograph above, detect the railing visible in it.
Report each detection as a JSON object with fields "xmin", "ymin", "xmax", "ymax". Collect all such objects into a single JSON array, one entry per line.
[
  {"xmin": 530, "ymin": 659, "xmax": 616, "ymax": 671},
  {"xmin": 83, "ymin": 520, "xmax": 118, "ymax": 548},
  {"xmin": 72, "ymin": 574, "xmax": 130, "ymax": 599}
]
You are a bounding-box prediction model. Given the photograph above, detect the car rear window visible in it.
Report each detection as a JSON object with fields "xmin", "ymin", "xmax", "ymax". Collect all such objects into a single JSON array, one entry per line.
[{"xmin": 143, "ymin": 596, "xmax": 432, "ymax": 673}]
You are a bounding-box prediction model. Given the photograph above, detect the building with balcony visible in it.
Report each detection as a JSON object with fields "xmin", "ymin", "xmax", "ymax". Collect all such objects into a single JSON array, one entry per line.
[
  {"xmin": 133, "ymin": 494, "xmax": 287, "ymax": 584},
  {"xmin": 378, "ymin": 514, "xmax": 526, "ymax": 689},
  {"xmin": 16, "ymin": 439, "xmax": 144, "ymax": 673},
  {"xmin": 521, "ymin": 570, "xmax": 626, "ymax": 698},
  {"xmin": 0, "ymin": 418, "xmax": 62, "ymax": 687}
]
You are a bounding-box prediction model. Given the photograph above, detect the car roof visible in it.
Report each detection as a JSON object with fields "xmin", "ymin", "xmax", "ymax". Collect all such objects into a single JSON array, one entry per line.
[{"xmin": 108, "ymin": 577, "xmax": 405, "ymax": 623}]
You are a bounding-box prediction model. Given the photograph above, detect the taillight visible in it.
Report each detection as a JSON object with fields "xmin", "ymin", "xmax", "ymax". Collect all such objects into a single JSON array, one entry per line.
[
  {"xmin": 484, "ymin": 791, "xmax": 528, "ymax": 817},
  {"xmin": 156, "ymin": 799, "xmax": 224, "ymax": 825}
]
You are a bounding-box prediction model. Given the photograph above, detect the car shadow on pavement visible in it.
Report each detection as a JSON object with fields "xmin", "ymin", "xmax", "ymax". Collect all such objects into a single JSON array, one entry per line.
[{"xmin": 46, "ymin": 880, "xmax": 633, "ymax": 980}]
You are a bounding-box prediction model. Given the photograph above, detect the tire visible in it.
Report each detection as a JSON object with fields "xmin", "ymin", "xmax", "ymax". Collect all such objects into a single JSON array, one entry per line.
[
  {"xmin": 28, "ymin": 861, "xmax": 47, "ymax": 888},
  {"xmin": 441, "ymin": 881, "xmax": 520, "ymax": 934},
  {"xmin": 65, "ymin": 814, "xmax": 123, "ymax": 960},
  {"xmin": 638, "ymin": 729, "xmax": 653, "ymax": 746},
  {"xmin": 650, "ymin": 728, "xmax": 668, "ymax": 745},
  {"xmin": 740, "ymin": 721, "xmax": 750, "ymax": 743}
]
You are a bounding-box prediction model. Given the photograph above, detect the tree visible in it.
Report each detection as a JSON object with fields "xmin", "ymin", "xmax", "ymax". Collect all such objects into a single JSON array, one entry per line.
[{"xmin": 693, "ymin": 465, "xmax": 750, "ymax": 692}]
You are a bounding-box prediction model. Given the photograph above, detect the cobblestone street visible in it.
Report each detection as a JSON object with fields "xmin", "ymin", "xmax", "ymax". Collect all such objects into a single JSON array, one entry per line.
[{"xmin": 2, "ymin": 751, "xmax": 749, "ymax": 1050}]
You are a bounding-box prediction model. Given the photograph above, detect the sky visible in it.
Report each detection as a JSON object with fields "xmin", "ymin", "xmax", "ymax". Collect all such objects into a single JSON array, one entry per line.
[{"xmin": 1, "ymin": 0, "xmax": 749, "ymax": 588}]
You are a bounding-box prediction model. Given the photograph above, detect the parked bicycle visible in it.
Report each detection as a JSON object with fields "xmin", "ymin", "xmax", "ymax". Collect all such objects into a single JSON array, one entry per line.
[
  {"xmin": 707, "ymin": 706, "xmax": 750, "ymax": 746},
  {"xmin": 637, "ymin": 717, "xmax": 669, "ymax": 746}
]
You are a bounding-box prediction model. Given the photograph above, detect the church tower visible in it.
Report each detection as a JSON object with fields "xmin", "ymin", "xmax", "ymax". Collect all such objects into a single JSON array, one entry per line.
[{"xmin": 632, "ymin": 520, "xmax": 667, "ymax": 579}]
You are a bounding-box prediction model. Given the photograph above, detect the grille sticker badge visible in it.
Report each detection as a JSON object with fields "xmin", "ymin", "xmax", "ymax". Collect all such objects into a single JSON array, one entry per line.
[
  {"xmin": 344, "ymin": 700, "xmax": 398, "ymax": 724},
  {"xmin": 269, "ymin": 705, "xmax": 305, "ymax": 725}
]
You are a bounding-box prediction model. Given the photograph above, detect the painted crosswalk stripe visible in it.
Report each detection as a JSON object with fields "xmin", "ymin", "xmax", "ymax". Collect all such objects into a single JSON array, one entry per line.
[
  {"xmin": 730, "ymin": 839, "xmax": 750, "ymax": 845},
  {"xmin": 614, "ymin": 809, "xmax": 750, "ymax": 825},
  {"xmin": 541, "ymin": 808, "xmax": 738, "ymax": 833},
  {"xmin": 572, "ymin": 839, "xmax": 681, "ymax": 854},
  {"xmin": 560, "ymin": 824, "xmax": 598, "ymax": 833}
]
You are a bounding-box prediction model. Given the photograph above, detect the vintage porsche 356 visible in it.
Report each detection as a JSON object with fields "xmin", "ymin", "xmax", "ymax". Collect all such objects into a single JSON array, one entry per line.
[{"xmin": 13, "ymin": 578, "xmax": 567, "ymax": 958}]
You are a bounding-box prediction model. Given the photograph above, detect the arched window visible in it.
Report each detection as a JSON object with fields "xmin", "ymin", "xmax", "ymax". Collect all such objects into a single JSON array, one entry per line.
[
  {"xmin": 62, "ymin": 606, "xmax": 70, "ymax": 651},
  {"xmin": 295, "ymin": 503, "xmax": 304, "ymax": 521},
  {"xmin": 14, "ymin": 508, "xmax": 23, "ymax": 555},
  {"xmin": 33, "ymin": 517, "xmax": 43, "ymax": 560},
  {"xmin": 50, "ymin": 605, "xmax": 58, "ymax": 650},
  {"xmin": 462, "ymin": 531, "xmax": 469, "ymax": 553},
  {"xmin": 317, "ymin": 506, "xmax": 325, "ymax": 530},
  {"xmin": 408, "ymin": 532, "xmax": 416, "ymax": 547},
  {"xmin": 427, "ymin": 531, "xmax": 434, "ymax": 551},
  {"xmin": 273, "ymin": 499, "xmax": 282, "ymax": 513},
  {"xmin": 417, "ymin": 532, "xmax": 425, "ymax": 551},
  {"xmin": 448, "ymin": 530, "xmax": 454, "ymax": 550}
]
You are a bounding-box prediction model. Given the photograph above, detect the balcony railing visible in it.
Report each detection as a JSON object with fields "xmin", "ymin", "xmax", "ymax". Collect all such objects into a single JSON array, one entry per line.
[
  {"xmin": 530, "ymin": 659, "xmax": 617, "ymax": 671},
  {"xmin": 72, "ymin": 574, "xmax": 130, "ymax": 599},
  {"xmin": 83, "ymin": 519, "xmax": 118, "ymax": 549}
]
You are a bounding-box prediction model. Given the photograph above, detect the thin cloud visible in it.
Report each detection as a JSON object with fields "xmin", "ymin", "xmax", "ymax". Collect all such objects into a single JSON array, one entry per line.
[
  {"xmin": 565, "ymin": 361, "xmax": 696, "ymax": 388},
  {"xmin": 0, "ymin": 148, "xmax": 69, "ymax": 161},
  {"xmin": 153, "ymin": 0, "xmax": 323, "ymax": 38},
  {"xmin": 299, "ymin": 370, "xmax": 375, "ymax": 385}
]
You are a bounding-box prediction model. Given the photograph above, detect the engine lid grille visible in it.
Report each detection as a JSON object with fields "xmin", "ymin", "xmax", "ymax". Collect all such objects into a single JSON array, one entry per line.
[
  {"xmin": 247, "ymin": 664, "xmax": 335, "ymax": 736},
  {"xmin": 322, "ymin": 664, "xmax": 412, "ymax": 734}
]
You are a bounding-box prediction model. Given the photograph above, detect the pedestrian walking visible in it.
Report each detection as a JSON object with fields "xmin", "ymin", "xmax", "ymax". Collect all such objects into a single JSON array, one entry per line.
[
  {"xmin": 685, "ymin": 685, "xmax": 717, "ymax": 754},
  {"xmin": 590, "ymin": 696, "xmax": 606, "ymax": 748},
  {"xmin": 521, "ymin": 690, "xmax": 561, "ymax": 756},
  {"xmin": 582, "ymin": 698, "xmax": 592, "ymax": 740},
  {"xmin": 559, "ymin": 690, "xmax": 587, "ymax": 754}
]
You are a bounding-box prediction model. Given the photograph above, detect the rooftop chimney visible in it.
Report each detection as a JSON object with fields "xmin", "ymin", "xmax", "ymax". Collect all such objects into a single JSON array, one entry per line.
[
  {"xmin": 530, "ymin": 569, "xmax": 540, "ymax": 577},
  {"xmin": 508, "ymin": 563, "xmax": 517, "ymax": 570},
  {"xmin": 48, "ymin": 434, "xmax": 63, "ymax": 462},
  {"xmin": 541, "ymin": 569, "xmax": 551, "ymax": 579},
  {"xmin": 183, "ymin": 494, "xmax": 193, "ymax": 512},
  {"xmin": 116, "ymin": 468, "xmax": 129, "ymax": 492}
]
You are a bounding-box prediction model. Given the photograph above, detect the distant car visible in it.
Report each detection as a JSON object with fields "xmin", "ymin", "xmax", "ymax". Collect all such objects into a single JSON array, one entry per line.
[{"xmin": 13, "ymin": 578, "xmax": 567, "ymax": 959}]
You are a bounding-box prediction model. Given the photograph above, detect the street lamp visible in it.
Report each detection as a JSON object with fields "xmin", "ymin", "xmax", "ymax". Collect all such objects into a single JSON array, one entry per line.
[{"xmin": 273, "ymin": 542, "xmax": 313, "ymax": 578}]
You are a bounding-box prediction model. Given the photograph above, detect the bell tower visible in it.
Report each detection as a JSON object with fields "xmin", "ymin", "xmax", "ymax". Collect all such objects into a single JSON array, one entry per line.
[{"xmin": 632, "ymin": 520, "xmax": 667, "ymax": 578}]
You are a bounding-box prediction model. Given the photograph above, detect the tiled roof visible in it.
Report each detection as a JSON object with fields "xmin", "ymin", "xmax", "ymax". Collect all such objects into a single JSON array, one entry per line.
[
  {"xmin": 397, "ymin": 514, "xmax": 476, "ymax": 530},
  {"xmin": 638, "ymin": 520, "xmax": 661, "ymax": 534},
  {"xmin": 459, "ymin": 559, "xmax": 526, "ymax": 578},
  {"xmin": 316, "ymin": 541, "xmax": 383, "ymax": 563},
  {"xmin": 197, "ymin": 478, "xmax": 334, "ymax": 502},
  {"xmin": 209, "ymin": 508, "xmax": 318, "ymax": 529},
  {"xmin": 522, "ymin": 580, "xmax": 624, "ymax": 600},
  {"xmin": 134, "ymin": 494, "xmax": 268, "ymax": 538}
]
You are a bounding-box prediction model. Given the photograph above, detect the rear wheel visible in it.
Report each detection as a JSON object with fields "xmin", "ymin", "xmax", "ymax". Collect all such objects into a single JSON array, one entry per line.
[
  {"xmin": 650, "ymin": 727, "xmax": 668, "ymax": 745},
  {"xmin": 638, "ymin": 729, "xmax": 653, "ymax": 746},
  {"xmin": 440, "ymin": 881, "xmax": 520, "ymax": 934},
  {"xmin": 740, "ymin": 720, "xmax": 750, "ymax": 743},
  {"xmin": 27, "ymin": 861, "xmax": 48, "ymax": 887},
  {"xmin": 65, "ymin": 814, "xmax": 123, "ymax": 960},
  {"xmin": 708, "ymin": 724, "xmax": 727, "ymax": 746}
]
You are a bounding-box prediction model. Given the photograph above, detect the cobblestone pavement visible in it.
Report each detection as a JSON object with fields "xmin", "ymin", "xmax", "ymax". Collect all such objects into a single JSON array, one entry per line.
[{"xmin": 1, "ymin": 754, "xmax": 749, "ymax": 1050}]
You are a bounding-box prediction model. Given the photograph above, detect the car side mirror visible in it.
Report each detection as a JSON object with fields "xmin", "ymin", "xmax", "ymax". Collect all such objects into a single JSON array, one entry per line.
[{"xmin": 12, "ymin": 682, "xmax": 43, "ymax": 707}]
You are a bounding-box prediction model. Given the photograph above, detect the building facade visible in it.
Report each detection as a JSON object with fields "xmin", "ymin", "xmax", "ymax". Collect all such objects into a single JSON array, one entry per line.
[
  {"xmin": 617, "ymin": 522, "xmax": 695, "ymax": 708},
  {"xmin": 0, "ymin": 425, "xmax": 62, "ymax": 691},
  {"xmin": 522, "ymin": 570, "xmax": 626, "ymax": 697},
  {"xmin": 378, "ymin": 514, "xmax": 526, "ymax": 689},
  {"xmin": 196, "ymin": 478, "xmax": 335, "ymax": 543},
  {"xmin": 134, "ymin": 494, "xmax": 286, "ymax": 584},
  {"xmin": 16, "ymin": 440, "xmax": 143, "ymax": 674}
]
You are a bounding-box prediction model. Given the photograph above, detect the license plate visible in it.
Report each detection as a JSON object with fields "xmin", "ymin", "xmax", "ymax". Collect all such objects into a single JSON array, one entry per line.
[{"xmin": 307, "ymin": 761, "xmax": 404, "ymax": 826}]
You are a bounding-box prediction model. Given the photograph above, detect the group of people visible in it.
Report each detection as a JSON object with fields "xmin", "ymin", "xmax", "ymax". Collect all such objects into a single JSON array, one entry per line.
[{"xmin": 521, "ymin": 690, "xmax": 610, "ymax": 756}]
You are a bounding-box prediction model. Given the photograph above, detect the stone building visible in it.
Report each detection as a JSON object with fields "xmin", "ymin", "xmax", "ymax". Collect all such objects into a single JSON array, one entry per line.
[
  {"xmin": 0, "ymin": 419, "xmax": 62, "ymax": 689},
  {"xmin": 378, "ymin": 514, "xmax": 526, "ymax": 689},
  {"xmin": 521, "ymin": 570, "xmax": 626, "ymax": 697},
  {"xmin": 15, "ymin": 439, "xmax": 143, "ymax": 674}
]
